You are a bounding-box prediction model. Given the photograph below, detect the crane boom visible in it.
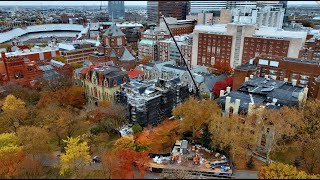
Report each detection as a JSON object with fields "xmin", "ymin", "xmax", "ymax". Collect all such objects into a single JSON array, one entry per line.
[{"xmin": 161, "ymin": 16, "xmax": 202, "ymax": 100}]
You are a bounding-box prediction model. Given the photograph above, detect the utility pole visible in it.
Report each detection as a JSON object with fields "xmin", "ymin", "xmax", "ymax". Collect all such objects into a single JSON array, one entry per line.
[{"xmin": 161, "ymin": 16, "xmax": 202, "ymax": 100}]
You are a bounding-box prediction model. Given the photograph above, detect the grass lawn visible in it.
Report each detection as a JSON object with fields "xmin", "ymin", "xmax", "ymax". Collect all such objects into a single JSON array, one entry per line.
[{"xmin": 234, "ymin": 153, "xmax": 266, "ymax": 171}]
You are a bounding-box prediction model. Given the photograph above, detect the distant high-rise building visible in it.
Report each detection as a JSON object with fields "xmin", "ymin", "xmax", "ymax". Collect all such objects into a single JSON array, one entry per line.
[
  {"xmin": 189, "ymin": 1, "xmax": 227, "ymax": 14},
  {"xmin": 108, "ymin": 1, "xmax": 125, "ymax": 19},
  {"xmin": 147, "ymin": 1, "xmax": 190, "ymax": 25},
  {"xmin": 227, "ymin": 1, "xmax": 257, "ymax": 9}
]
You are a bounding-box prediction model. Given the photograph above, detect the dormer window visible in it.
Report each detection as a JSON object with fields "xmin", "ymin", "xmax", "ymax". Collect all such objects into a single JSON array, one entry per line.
[
  {"xmin": 104, "ymin": 78, "xmax": 109, "ymax": 87},
  {"xmin": 91, "ymin": 72, "xmax": 98, "ymax": 85}
]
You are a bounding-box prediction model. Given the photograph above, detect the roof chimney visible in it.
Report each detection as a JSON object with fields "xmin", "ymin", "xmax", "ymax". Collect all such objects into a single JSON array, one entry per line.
[
  {"xmin": 226, "ymin": 86, "xmax": 231, "ymax": 93},
  {"xmin": 292, "ymin": 79, "xmax": 297, "ymax": 86},
  {"xmin": 1, "ymin": 52, "xmax": 6, "ymax": 62}
]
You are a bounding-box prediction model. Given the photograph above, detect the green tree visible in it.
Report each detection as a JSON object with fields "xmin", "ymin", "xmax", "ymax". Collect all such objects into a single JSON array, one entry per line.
[
  {"xmin": 54, "ymin": 55, "xmax": 66, "ymax": 63},
  {"xmin": 70, "ymin": 62, "xmax": 83, "ymax": 69},
  {"xmin": 132, "ymin": 124, "xmax": 142, "ymax": 134}
]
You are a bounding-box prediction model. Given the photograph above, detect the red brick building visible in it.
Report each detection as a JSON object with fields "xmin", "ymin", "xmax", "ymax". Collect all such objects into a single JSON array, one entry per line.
[
  {"xmin": 170, "ymin": 24, "xmax": 195, "ymax": 36},
  {"xmin": 0, "ymin": 52, "xmax": 43, "ymax": 87},
  {"xmin": 233, "ymin": 54, "xmax": 320, "ymax": 99},
  {"xmin": 91, "ymin": 23, "xmax": 136, "ymax": 70},
  {"xmin": 196, "ymin": 33, "xmax": 233, "ymax": 69},
  {"xmin": 298, "ymin": 38, "xmax": 320, "ymax": 61},
  {"xmin": 0, "ymin": 52, "xmax": 73, "ymax": 88},
  {"xmin": 242, "ymin": 37, "xmax": 290, "ymax": 64}
]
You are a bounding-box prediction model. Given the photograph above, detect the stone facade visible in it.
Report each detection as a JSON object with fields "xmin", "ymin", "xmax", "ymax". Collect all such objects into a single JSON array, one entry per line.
[{"xmin": 74, "ymin": 65, "xmax": 129, "ymax": 105}]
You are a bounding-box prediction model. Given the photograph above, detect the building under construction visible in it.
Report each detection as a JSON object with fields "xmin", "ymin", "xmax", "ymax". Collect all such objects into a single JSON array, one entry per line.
[{"xmin": 115, "ymin": 78, "xmax": 191, "ymax": 126}]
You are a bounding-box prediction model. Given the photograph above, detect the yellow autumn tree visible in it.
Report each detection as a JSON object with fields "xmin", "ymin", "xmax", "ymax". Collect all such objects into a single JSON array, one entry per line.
[
  {"xmin": 2, "ymin": 95, "xmax": 25, "ymax": 112},
  {"xmin": 172, "ymin": 97, "xmax": 221, "ymax": 139},
  {"xmin": 59, "ymin": 136, "xmax": 91, "ymax": 177},
  {"xmin": 0, "ymin": 133, "xmax": 24, "ymax": 179},
  {"xmin": 0, "ymin": 95, "xmax": 28, "ymax": 132},
  {"xmin": 16, "ymin": 126, "xmax": 52, "ymax": 159},
  {"xmin": 114, "ymin": 136, "xmax": 135, "ymax": 150},
  {"xmin": 259, "ymin": 163, "xmax": 319, "ymax": 179}
]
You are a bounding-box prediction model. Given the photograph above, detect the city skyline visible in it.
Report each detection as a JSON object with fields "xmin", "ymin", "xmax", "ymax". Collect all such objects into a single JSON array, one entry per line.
[{"xmin": 0, "ymin": 1, "xmax": 318, "ymax": 6}]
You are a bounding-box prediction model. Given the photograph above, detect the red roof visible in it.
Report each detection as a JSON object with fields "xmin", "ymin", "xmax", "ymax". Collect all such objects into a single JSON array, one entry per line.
[
  {"xmin": 17, "ymin": 45, "xmax": 29, "ymax": 50},
  {"xmin": 80, "ymin": 68, "xmax": 88, "ymax": 74},
  {"xmin": 127, "ymin": 69, "xmax": 144, "ymax": 79}
]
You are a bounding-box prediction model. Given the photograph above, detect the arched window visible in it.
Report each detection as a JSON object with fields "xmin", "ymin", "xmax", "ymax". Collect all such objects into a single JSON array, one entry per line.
[
  {"xmin": 113, "ymin": 80, "xmax": 117, "ymax": 87},
  {"xmin": 229, "ymin": 107, "xmax": 234, "ymax": 117},
  {"xmin": 14, "ymin": 71, "xmax": 20, "ymax": 79},
  {"xmin": 104, "ymin": 78, "xmax": 109, "ymax": 87},
  {"xmin": 94, "ymin": 87, "xmax": 98, "ymax": 97}
]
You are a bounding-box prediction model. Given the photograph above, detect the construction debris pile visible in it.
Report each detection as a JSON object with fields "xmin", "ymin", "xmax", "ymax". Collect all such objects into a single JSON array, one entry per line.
[{"xmin": 149, "ymin": 139, "xmax": 233, "ymax": 177}]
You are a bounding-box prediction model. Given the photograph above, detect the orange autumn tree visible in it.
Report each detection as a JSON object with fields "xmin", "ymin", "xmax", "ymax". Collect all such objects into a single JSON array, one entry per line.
[
  {"xmin": 37, "ymin": 86, "xmax": 86, "ymax": 109},
  {"xmin": 109, "ymin": 148, "xmax": 150, "ymax": 179},
  {"xmin": 140, "ymin": 55, "xmax": 152, "ymax": 65},
  {"xmin": 135, "ymin": 119, "xmax": 180, "ymax": 154},
  {"xmin": 0, "ymin": 133, "xmax": 25, "ymax": 179}
]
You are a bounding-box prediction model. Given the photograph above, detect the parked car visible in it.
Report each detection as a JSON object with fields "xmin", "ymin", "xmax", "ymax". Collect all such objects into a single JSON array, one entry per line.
[{"xmin": 92, "ymin": 156, "xmax": 101, "ymax": 163}]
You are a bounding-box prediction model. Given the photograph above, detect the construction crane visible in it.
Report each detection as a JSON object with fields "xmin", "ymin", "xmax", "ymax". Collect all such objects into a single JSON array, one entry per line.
[{"xmin": 161, "ymin": 16, "xmax": 202, "ymax": 100}]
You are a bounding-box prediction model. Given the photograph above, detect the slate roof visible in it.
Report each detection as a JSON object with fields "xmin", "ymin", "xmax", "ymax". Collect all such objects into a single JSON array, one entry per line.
[
  {"xmin": 103, "ymin": 23, "xmax": 125, "ymax": 37},
  {"xmin": 119, "ymin": 47, "xmax": 135, "ymax": 61},
  {"xmin": 110, "ymin": 49, "xmax": 117, "ymax": 58},
  {"xmin": 217, "ymin": 77, "xmax": 305, "ymax": 114},
  {"xmin": 204, "ymin": 73, "xmax": 228, "ymax": 92},
  {"xmin": 38, "ymin": 65, "xmax": 59, "ymax": 80}
]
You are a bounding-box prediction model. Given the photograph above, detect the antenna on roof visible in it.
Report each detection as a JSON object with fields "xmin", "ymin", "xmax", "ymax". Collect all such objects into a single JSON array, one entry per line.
[
  {"xmin": 112, "ymin": 12, "xmax": 114, "ymax": 23},
  {"xmin": 161, "ymin": 16, "xmax": 202, "ymax": 100}
]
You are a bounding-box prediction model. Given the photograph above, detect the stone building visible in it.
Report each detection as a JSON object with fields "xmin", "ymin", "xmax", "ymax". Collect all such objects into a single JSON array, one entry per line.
[
  {"xmin": 74, "ymin": 64, "xmax": 129, "ymax": 105},
  {"xmin": 217, "ymin": 76, "xmax": 309, "ymax": 153}
]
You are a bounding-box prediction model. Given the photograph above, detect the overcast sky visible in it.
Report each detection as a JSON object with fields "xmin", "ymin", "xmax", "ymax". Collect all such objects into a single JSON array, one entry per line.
[{"xmin": 0, "ymin": 1, "xmax": 318, "ymax": 6}]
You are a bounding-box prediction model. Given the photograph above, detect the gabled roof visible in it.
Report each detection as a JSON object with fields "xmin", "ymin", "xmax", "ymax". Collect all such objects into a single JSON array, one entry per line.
[
  {"xmin": 127, "ymin": 69, "xmax": 144, "ymax": 79},
  {"xmin": 103, "ymin": 23, "xmax": 125, "ymax": 37},
  {"xmin": 204, "ymin": 73, "xmax": 227, "ymax": 92},
  {"xmin": 110, "ymin": 49, "xmax": 117, "ymax": 58},
  {"xmin": 119, "ymin": 47, "xmax": 135, "ymax": 61}
]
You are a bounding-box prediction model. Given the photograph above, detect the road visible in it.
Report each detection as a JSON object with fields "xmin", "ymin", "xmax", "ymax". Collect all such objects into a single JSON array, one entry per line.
[{"xmin": 233, "ymin": 170, "xmax": 259, "ymax": 179}]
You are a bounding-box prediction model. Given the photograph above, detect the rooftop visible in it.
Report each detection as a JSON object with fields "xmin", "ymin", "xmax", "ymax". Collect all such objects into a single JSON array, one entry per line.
[
  {"xmin": 255, "ymin": 27, "xmax": 308, "ymax": 39},
  {"xmin": 194, "ymin": 24, "xmax": 227, "ymax": 34},
  {"xmin": 218, "ymin": 77, "xmax": 305, "ymax": 114},
  {"xmin": 0, "ymin": 24, "xmax": 85, "ymax": 43}
]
